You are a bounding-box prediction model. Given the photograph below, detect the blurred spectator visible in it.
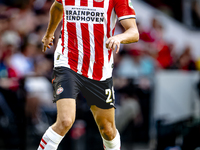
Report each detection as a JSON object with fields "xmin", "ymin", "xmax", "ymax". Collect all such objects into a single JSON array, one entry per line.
[
  {"xmin": 1, "ymin": 31, "xmax": 21, "ymax": 48},
  {"xmin": 148, "ymin": 18, "xmax": 173, "ymax": 69},
  {"xmin": 0, "ymin": 31, "xmax": 20, "ymax": 90},
  {"xmin": 156, "ymin": 43, "xmax": 173, "ymax": 69},
  {"xmin": 177, "ymin": 45, "xmax": 197, "ymax": 71},
  {"xmin": 9, "ymin": 41, "xmax": 37, "ymax": 77},
  {"xmin": 116, "ymin": 49, "xmax": 155, "ymax": 81},
  {"xmin": 138, "ymin": 17, "xmax": 174, "ymax": 69}
]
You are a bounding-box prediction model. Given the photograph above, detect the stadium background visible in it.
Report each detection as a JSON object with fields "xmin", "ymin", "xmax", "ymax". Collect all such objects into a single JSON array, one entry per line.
[{"xmin": 0, "ymin": 0, "xmax": 200, "ymax": 150}]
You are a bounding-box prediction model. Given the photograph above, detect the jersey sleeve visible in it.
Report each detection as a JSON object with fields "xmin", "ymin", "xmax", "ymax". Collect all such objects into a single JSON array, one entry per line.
[
  {"xmin": 56, "ymin": 0, "xmax": 62, "ymax": 3},
  {"xmin": 114, "ymin": 0, "xmax": 136, "ymax": 21}
]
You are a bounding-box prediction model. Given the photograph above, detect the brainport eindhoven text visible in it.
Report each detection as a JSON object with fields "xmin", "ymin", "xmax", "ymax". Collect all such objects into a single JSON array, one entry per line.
[{"xmin": 66, "ymin": 9, "xmax": 104, "ymax": 22}]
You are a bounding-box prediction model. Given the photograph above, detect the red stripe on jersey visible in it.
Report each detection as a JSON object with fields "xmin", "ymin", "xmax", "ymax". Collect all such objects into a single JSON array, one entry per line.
[
  {"xmin": 65, "ymin": 0, "xmax": 75, "ymax": 5},
  {"xmin": 39, "ymin": 144, "xmax": 44, "ymax": 149},
  {"xmin": 81, "ymin": 0, "xmax": 88, "ymax": 6},
  {"xmin": 106, "ymin": 0, "xmax": 113, "ymax": 38},
  {"xmin": 81, "ymin": 23, "xmax": 90, "ymax": 77},
  {"xmin": 67, "ymin": 22, "xmax": 78, "ymax": 72},
  {"xmin": 93, "ymin": 24, "xmax": 104, "ymax": 80},
  {"xmin": 61, "ymin": 14, "xmax": 65, "ymax": 54},
  {"xmin": 41, "ymin": 138, "xmax": 47, "ymax": 145},
  {"xmin": 93, "ymin": 0, "xmax": 104, "ymax": 8}
]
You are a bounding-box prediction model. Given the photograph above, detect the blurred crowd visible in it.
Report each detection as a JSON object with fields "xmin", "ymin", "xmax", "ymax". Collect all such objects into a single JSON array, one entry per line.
[{"xmin": 0, "ymin": 0, "xmax": 200, "ymax": 150}]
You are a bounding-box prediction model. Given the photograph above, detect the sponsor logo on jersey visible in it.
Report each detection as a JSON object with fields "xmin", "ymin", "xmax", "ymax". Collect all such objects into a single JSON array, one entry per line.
[
  {"xmin": 65, "ymin": 6, "xmax": 104, "ymax": 23},
  {"xmin": 56, "ymin": 87, "xmax": 64, "ymax": 95},
  {"xmin": 94, "ymin": 0, "xmax": 104, "ymax": 2}
]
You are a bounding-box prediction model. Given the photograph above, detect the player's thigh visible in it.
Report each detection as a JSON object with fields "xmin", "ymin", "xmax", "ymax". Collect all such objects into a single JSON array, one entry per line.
[
  {"xmin": 56, "ymin": 98, "xmax": 76, "ymax": 124},
  {"xmin": 90, "ymin": 105, "xmax": 116, "ymax": 128},
  {"xmin": 52, "ymin": 98, "xmax": 76, "ymax": 136}
]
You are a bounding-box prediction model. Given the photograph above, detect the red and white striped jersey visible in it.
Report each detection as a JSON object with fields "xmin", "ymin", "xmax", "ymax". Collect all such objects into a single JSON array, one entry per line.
[{"xmin": 54, "ymin": 0, "xmax": 136, "ymax": 81}]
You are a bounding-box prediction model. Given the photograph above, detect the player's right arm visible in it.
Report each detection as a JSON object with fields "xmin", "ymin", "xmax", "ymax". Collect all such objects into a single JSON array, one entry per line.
[{"xmin": 42, "ymin": 0, "xmax": 63, "ymax": 52}]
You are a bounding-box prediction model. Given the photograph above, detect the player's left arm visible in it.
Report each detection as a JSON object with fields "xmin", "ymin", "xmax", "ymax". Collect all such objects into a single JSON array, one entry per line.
[{"xmin": 106, "ymin": 18, "xmax": 139, "ymax": 54}]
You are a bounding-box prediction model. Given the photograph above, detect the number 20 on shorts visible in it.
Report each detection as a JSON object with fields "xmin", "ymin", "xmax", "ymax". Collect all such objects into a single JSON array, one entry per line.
[{"xmin": 105, "ymin": 86, "xmax": 115, "ymax": 103}]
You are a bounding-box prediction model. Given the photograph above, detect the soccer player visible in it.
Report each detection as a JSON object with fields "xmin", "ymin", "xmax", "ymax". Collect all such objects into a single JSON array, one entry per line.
[{"xmin": 37, "ymin": 0, "xmax": 139, "ymax": 149}]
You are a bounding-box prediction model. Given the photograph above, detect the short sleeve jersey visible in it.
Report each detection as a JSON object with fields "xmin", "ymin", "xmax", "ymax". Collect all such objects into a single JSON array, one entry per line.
[{"xmin": 55, "ymin": 0, "xmax": 136, "ymax": 81}]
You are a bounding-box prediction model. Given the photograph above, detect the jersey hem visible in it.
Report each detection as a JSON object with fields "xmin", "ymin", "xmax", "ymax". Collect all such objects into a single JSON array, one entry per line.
[
  {"xmin": 118, "ymin": 15, "xmax": 136, "ymax": 21},
  {"xmin": 54, "ymin": 65, "xmax": 112, "ymax": 81}
]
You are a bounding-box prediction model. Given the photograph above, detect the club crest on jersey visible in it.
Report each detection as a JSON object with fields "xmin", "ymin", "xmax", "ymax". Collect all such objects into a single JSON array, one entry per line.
[
  {"xmin": 56, "ymin": 87, "xmax": 64, "ymax": 95},
  {"xmin": 94, "ymin": 0, "xmax": 103, "ymax": 2}
]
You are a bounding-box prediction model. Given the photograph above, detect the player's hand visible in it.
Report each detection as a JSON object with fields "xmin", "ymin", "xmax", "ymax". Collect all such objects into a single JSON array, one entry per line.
[
  {"xmin": 42, "ymin": 35, "xmax": 55, "ymax": 52},
  {"xmin": 106, "ymin": 37, "xmax": 121, "ymax": 54}
]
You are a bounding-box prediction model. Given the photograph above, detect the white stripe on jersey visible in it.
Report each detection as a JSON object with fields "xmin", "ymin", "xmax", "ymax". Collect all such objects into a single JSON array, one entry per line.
[
  {"xmin": 75, "ymin": 0, "xmax": 84, "ymax": 74},
  {"xmin": 110, "ymin": 9, "xmax": 117, "ymax": 36},
  {"xmin": 88, "ymin": 0, "xmax": 93, "ymax": 8},
  {"xmin": 109, "ymin": 51, "xmax": 114, "ymax": 77},
  {"xmin": 76, "ymin": 22, "xmax": 84, "ymax": 74},
  {"xmin": 87, "ymin": 0, "xmax": 95, "ymax": 79},
  {"xmin": 75, "ymin": 0, "xmax": 80, "ymax": 6}
]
